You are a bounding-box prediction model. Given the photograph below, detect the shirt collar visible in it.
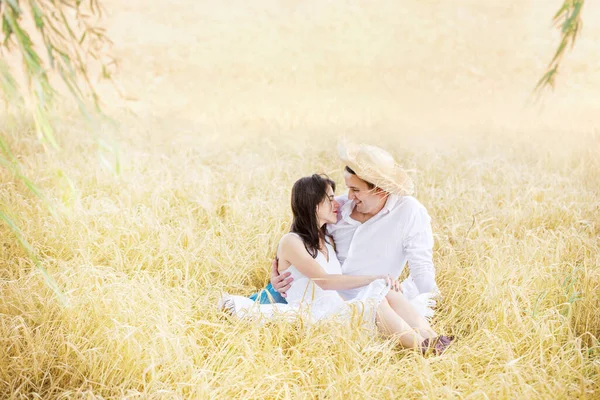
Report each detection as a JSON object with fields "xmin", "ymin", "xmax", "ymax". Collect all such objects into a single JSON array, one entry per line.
[
  {"xmin": 340, "ymin": 193, "xmax": 400, "ymax": 222},
  {"xmin": 382, "ymin": 193, "xmax": 400, "ymax": 213}
]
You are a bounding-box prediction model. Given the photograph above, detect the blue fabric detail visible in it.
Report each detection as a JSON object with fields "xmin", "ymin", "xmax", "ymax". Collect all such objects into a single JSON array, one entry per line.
[{"xmin": 249, "ymin": 283, "xmax": 288, "ymax": 304}]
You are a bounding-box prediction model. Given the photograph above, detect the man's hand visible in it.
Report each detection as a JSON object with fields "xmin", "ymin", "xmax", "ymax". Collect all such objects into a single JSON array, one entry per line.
[{"xmin": 270, "ymin": 258, "xmax": 293, "ymax": 297}]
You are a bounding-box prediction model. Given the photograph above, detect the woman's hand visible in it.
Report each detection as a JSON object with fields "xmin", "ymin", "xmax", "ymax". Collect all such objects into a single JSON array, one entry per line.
[{"xmin": 379, "ymin": 275, "xmax": 402, "ymax": 292}]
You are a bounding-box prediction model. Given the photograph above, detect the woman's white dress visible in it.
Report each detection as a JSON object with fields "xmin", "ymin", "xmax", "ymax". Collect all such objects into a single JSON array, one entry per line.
[{"xmin": 221, "ymin": 241, "xmax": 390, "ymax": 325}]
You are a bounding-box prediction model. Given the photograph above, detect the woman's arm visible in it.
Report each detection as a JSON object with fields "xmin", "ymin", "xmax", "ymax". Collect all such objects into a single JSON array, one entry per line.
[{"xmin": 278, "ymin": 234, "xmax": 386, "ymax": 291}]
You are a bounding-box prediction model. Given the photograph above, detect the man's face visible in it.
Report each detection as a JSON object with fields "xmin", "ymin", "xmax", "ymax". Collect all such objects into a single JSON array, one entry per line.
[{"xmin": 343, "ymin": 170, "xmax": 387, "ymax": 214}]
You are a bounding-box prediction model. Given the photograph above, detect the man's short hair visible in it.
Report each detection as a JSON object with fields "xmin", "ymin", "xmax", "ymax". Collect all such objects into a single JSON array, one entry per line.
[{"xmin": 344, "ymin": 165, "xmax": 375, "ymax": 190}]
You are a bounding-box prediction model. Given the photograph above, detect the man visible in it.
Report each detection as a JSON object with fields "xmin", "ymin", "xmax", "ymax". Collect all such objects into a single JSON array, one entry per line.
[{"xmin": 251, "ymin": 142, "xmax": 439, "ymax": 317}]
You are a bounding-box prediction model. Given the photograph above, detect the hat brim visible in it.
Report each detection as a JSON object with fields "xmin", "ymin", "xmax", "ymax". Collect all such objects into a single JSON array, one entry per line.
[{"xmin": 338, "ymin": 142, "xmax": 414, "ymax": 195}]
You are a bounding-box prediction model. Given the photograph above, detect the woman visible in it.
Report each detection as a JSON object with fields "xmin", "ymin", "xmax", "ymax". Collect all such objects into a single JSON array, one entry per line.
[{"xmin": 221, "ymin": 174, "xmax": 453, "ymax": 354}]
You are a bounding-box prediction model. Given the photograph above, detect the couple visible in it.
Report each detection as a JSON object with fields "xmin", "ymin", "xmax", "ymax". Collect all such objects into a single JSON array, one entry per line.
[{"xmin": 221, "ymin": 143, "xmax": 453, "ymax": 354}]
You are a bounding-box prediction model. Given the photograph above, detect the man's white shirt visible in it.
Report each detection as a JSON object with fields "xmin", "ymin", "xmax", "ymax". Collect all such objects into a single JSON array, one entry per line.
[{"xmin": 327, "ymin": 194, "xmax": 438, "ymax": 300}]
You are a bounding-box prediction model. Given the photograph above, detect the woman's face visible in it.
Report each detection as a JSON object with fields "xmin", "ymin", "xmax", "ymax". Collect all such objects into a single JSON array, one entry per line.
[{"xmin": 316, "ymin": 185, "xmax": 340, "ymax": 226}]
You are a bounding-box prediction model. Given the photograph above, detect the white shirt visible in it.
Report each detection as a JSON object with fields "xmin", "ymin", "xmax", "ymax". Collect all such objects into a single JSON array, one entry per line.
[{"xmin": 327, "ymin": 194, "xmax": 437, "ymax": 300}]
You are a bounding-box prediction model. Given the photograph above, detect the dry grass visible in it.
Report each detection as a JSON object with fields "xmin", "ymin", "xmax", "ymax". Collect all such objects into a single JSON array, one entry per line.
[{"xmin": 1, "ymin": 0, "xmax": 599, "ymax": 398}]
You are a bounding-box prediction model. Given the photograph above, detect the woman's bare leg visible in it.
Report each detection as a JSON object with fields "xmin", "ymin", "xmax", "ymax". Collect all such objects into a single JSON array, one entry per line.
[
  {"xmin": 385, "ymin": 290, "xmax": 437, "ymax": 340},
  {"xmin": 376, "ymin": 298, "xmax": 425, "ymax": 349}
]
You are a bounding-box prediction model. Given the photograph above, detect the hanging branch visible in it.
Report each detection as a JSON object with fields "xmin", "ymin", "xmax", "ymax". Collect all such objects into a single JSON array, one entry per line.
[
  {"xmin": 535, "ymin": 0, "xmax": 585, "ymax": 93},
  {"xmin": 0, "ymin": 0, "xmax": 114, "ymax": 305},
  {"xmin": 0, "ymin": 0, "xmax": 114, "ymax": 144}
]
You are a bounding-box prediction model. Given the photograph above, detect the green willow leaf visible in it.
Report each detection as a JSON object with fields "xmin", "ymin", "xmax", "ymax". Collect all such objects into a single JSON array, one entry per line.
[
  {"xmin": 0, "ymin": 59, "xmax": 21, "ymax": 101},
  {"xmin": 2, "ymin": 15, "xmax": 14, "ymax": 45},
  {"xmin": 0, "ymin": 207, "xmax": 67, "ymax": 306},
  {"xmin": 536, "ymin": 0, "xmax": 585, "ymax": 93},
  {"xmin": 29, "ymin": 0, "xmax": 44, "ymax": 29},
  {"xmin": 4, "ymin": 0, "xmax": 22, "ymax": 14},
  {"xmin": 34, "ymin": 104, "xmax": 59, "ymax": 148}
]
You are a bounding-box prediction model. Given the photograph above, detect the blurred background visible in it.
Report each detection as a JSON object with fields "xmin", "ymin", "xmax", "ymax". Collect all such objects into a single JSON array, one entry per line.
[{"xmin": 100, "ymin": 0, "xmax": 600, "ymax": 140}]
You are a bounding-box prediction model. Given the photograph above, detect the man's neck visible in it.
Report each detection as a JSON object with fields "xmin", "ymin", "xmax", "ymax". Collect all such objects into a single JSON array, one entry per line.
[{"xmin": 350, "ymin": 201, "xmax": 386, "ymax": 223}]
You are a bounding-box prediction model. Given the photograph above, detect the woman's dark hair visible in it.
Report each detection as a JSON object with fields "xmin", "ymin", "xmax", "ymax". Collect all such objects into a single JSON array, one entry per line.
[
  {"xmin": 290, "ymin": 174, "xmax": 336, "ymax": 258},
  {"xmin": 344, "ymin": 165, "xmax": 375, "ymax": 189}
]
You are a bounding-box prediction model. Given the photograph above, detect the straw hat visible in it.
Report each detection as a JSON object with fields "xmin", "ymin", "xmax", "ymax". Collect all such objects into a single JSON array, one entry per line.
[{"xmin": 337, "ymin": 142, "xmax": 414, "ymax": 196}]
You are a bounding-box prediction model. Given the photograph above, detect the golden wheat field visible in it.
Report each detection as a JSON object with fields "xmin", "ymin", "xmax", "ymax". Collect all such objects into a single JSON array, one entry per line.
[{"xmin": 1, "ymin": 0, "xmax": 600, "ymax": 398}]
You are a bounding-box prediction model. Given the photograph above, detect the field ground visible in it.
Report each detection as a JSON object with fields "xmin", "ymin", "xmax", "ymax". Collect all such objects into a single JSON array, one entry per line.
[{"xmin": 1, "ymin": 0, "xmax": 599, "ymax": 398}]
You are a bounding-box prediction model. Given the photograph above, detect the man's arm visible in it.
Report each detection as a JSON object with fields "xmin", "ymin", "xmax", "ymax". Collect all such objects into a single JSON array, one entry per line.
[
  {"xmin": 404, "ymin": 203, "xmax": 438, "ymax": 294},
  {"xmin": 270, "ymin": 258, "xmax": 293, "ymax": 297}
]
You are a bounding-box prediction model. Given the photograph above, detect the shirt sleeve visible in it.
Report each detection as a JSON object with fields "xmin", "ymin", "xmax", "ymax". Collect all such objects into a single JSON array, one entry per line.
[{"xmin": 403, "ymin": 203, "xmax": 438, "ymax": 294}]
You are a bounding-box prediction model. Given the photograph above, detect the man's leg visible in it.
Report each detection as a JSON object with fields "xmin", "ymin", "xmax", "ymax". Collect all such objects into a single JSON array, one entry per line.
[{"xmin": 385, "ymin": 290, "xmax": 437, "ymax": 340}]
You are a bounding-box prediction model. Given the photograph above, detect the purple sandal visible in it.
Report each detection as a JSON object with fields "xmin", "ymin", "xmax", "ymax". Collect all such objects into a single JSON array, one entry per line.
[{"xmin": 420, "ymin": 335, "xmax": 455, "ymax": 356}]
